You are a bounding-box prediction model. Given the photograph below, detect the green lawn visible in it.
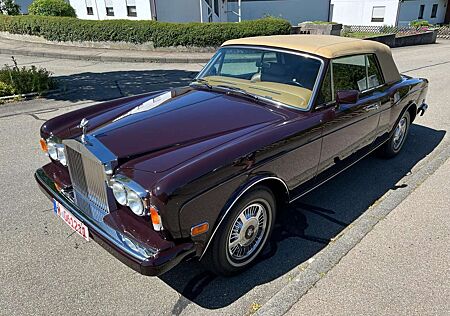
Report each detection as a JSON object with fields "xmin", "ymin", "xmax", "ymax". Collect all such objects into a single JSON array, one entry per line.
[{"xmin": 343, "ymin": 32, "xmax": 384, "ymax": 39}]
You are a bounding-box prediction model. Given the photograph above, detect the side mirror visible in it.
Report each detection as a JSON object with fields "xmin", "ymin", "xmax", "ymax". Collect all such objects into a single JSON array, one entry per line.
[{"xmin": 336, "ymin": 90, "xmax": 359, "ymax": 104}]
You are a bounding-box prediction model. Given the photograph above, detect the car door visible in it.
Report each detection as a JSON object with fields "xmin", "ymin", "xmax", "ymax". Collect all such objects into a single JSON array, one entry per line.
[{"xmin": 315, "ymin": 54, "xmax": 385, "ymax": 173}]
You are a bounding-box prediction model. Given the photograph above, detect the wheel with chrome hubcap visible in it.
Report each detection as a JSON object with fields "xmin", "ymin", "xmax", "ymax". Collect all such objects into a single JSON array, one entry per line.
[
  {"xmin": 378, "ymin": 111, "xmax": 411, "ymax": 158},
  {"xmin": 202, "ymin": 186, "xmax": 276, "ymax": 276},
  {"xmin": 227, "ymin": 200, "xmax": 268, "ymax": 266}
]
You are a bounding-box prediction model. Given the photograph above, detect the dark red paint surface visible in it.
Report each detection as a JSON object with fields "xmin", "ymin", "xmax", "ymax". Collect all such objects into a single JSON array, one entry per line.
[{"xmin": 38, "ymin": 71, "xmax": 428, "ymax": 268}]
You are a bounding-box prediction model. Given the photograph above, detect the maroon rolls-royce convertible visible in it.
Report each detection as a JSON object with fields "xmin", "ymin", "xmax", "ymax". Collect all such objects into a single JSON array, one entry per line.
[{"xmin": 35, "ymin": 35, "xmax": 428, "ymax": 276}]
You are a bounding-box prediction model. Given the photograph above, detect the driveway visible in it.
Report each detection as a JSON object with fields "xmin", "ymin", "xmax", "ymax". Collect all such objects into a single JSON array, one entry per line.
[{"xmin": 1, "ymin": 41, "xmax": 449, "ymax": 316}]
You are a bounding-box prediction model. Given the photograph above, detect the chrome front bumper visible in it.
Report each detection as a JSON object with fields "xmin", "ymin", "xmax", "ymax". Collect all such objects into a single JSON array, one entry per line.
[
  {"xmin": 35, "ymin": 167, "xmax": 195, "ymax": 276},
  {"xmin": 418, "ymin": 103, "xmax": 428, "ymax": 116}
]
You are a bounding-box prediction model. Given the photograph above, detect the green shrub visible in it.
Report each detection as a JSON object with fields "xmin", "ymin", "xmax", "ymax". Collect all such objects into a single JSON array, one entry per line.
[
  {"xmin": 410, "ymin": 20, "xmax": 432, "ymax": 27},
  {"xmin": 0, "ymin": 0, "xmax": 20, "ymax": 15},
  {"xmin": 0, "ymin": 15, "xmax": 291, "ymax": 47},
  {"xmin": 29, "ymin": 0, "xmax": 76, "ymax": 17},
  {"xmin": 0, "ymin": 57, "xmax": 56, "ymax": 96},
  {"xmin": 0, "ymin": 81, "xmax": 14, "ymax": 97}
]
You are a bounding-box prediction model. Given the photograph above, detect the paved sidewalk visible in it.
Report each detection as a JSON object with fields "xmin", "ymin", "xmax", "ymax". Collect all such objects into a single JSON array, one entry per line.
[
  {"xmin": 0, "ymin": 35, "xmax": 213, "ymax": 63},
  {"xmin": 284, "ymin": 158, "xmax": 450, "ymax": 316}
]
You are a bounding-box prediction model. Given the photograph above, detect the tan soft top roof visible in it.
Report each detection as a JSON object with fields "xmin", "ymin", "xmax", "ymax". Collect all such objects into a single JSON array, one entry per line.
[{"xmin": 222, "ymin": 35, "xmax": 401, "ymax": 84}]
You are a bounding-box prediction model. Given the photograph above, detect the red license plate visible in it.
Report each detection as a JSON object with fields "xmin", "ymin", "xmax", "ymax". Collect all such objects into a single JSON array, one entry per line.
[{"xmin": 53, "ymin": 200, "xmax": 90, "ymax": 241}]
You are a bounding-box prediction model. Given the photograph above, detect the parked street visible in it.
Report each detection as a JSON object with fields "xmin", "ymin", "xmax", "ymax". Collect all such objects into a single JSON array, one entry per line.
[{"xmin": 1, "ymin": 40, "xmax": 449, "ymax": 316}]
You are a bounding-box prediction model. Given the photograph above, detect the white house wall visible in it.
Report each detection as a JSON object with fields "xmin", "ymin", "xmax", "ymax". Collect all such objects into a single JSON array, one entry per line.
[
  {"xmin": 331, "ymin": 0, "xmax": 399, "ymax": 26},
  {"xmin": 155, "ymin": 0, "xmax": 201, "ymax": 22},
  {"xmin": 69, "ymin": 0, "xmax": 154, "ymax": 20},
  {"xmin": 398, "ymin": 0, "xmax": 448, "ymax": 25},
  {"xmin": 227, "ymin": 0, "xmax": 330, "ymax": 24}
]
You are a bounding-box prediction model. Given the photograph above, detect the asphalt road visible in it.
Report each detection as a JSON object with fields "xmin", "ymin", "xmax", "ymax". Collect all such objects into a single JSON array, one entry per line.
[{"xmin": 1, "ymin": 41, "xmax": 449, "ymax": 316}]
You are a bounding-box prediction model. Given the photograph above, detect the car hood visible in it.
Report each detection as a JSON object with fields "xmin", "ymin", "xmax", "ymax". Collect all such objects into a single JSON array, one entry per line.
[{"xmin": 90, "ymin": 88, "xmax": 287, "ymax": 172}]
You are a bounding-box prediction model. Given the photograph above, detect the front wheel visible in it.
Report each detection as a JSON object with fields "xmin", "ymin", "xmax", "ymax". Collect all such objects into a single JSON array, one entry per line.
[
  {"xmin": 201, "ymin": 186, "xmax": 276, "ymax": 276},
  {"xmin": 378, "ymin": 111, "xmax": 411, "ymax": 158}
]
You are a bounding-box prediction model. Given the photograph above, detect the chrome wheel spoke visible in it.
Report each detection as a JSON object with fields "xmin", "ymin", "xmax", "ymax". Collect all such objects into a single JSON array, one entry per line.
[
  {"xmin": 255, "ymin": 207, "xmax": 262, "ymax": 222},
  {"xmin": 239, "ymin": 213, "xmax": 248, "ymax": 225},
  {"xmin": 229, "ymin": 238, "xmax": 240, "ymax": 249}
]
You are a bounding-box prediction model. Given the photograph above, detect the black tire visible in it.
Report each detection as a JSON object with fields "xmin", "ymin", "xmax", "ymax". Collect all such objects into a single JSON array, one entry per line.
[
  {"xmin": 201, "ymin": 186, "xmax": 276, "ymax": 276},
  {"xmin": 378, "ymin": 111, "xmax": 411, "ymax": 158}
]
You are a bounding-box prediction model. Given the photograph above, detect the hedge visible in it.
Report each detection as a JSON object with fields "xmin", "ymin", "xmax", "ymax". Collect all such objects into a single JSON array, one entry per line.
[{"xmin": 0, "ymin": 16, "xmax": 291, "ymax": 47}]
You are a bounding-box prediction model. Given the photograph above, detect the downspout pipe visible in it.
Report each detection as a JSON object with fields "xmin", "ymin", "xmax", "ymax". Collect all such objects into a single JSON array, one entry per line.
[
  {"xmin": 150, "ymin": 0, "xmax": 157, "ymax": 20},
  {"xmin": 395, "ymin": 0, "xmax": 402, "ymax": 26},
  {"xmin": 327, "ymin": 0, "xmax": 332, "ymax": 22}
]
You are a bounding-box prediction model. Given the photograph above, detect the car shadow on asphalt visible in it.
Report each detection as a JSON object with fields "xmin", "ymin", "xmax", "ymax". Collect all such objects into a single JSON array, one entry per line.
[
  {"xmin": 158, "ymin": 124, "xmax": 445, "ymax": 314},
  {"xmin": 46, "ymin": 70, "xmax": 198, "ymax": 102}
]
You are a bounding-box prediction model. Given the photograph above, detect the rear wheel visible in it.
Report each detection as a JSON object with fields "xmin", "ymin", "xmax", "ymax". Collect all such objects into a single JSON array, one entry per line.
[
  {"xmin": 378, "ymin": 111, "xmax": 411, "ymax": 158},
  {"xmin": 202, "ymin": 186, "xmax": 276, "ymax": 276}
]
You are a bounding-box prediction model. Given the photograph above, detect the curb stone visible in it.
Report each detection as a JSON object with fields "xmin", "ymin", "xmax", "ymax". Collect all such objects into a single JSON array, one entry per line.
[
  {"xmin": 0, "ymin": 89, "xmax": 61, "ymax": 101},
  {"xmin": 255, "ymin": 141, "xmax": 450, "ymax": 316},
  {"xmin": 0, "ymin": 48, "xmax": 211, "ymax": 64}
]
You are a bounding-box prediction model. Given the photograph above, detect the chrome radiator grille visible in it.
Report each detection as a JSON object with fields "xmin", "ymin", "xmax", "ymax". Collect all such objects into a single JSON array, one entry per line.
[{"xmin": 65, "ymin": 145, "xmax": 110, "ymax": 216}]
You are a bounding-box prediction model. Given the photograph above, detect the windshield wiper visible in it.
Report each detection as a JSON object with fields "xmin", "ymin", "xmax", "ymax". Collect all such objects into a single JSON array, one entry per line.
[
  {"xmin": 215, "ymin": 85, "xmax": 282, "ymax": 107},
  {"xmin": 216, "ymin": 85, "xmax": 259, "ymax": 99},
  {"xmin": 190, "ymin": 78, "xmax": 212, "ymax": 89}
]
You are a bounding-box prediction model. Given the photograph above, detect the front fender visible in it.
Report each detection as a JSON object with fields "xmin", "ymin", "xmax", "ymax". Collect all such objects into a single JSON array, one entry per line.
[{"xmin": 179, "ymin": 172, "xmax": 288, "ymax": 258}]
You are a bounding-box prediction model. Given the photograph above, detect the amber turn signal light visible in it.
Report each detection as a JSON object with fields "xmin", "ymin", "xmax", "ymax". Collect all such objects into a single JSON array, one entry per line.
[
  {"xmin": 150, "ymin": 206, "xmax": 163, "ymax": 231},
  {"xmin": 39, "ymin": 138, "xmax": 48, "ymax": 153},
  {"xmin": 191, "ymin": 222, "xmax": 209, "ymax": 236}
]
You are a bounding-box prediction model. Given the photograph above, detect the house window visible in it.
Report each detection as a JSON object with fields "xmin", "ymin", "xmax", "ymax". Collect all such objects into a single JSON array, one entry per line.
[
  {"xmin": 126, "ymin": 0, "xmax": 137, "ymax": 17},
  {"xmin": 431, "ymin": 4, "xmax": 438, "ymax": 18},
  {"xmin": 371, "ymin": 6, "xmax": 385, "ymax": 23},
  {"xmin": 106, "ymin": 7, "xmax": 114, "ymax": 16},
  {"xmin": 418, "ymin": 5, "xmax": 425, "ymax": 19},
  {"xmin": 213, "ymin": 0, "xmax": 219, "ymax": 16},
  {"xmin": 105, "ymin": 0, "xmax": 114, "ymax": 16},
  {"xmin": 86, "ymin": 0, "xmax": 94, "ymax": 15}
]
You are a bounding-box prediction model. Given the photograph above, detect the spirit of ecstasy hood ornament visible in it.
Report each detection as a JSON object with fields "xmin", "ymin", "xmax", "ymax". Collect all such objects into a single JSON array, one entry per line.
[{"xmin": 79, "ymin": 118, "xmax": 89, "ymax": 144}]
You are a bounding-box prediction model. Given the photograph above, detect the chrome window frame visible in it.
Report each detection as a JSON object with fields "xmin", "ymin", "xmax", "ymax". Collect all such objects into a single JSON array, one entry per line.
[{"xmin": 196, "ymin": 45, "xmax": 326, "ymax": 112}]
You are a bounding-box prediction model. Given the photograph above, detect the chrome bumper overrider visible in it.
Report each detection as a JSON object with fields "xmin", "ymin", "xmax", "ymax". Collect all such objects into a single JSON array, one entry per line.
[{"xmin": 418, "ymin": 103, "xmax": 428, "ymax": 116}]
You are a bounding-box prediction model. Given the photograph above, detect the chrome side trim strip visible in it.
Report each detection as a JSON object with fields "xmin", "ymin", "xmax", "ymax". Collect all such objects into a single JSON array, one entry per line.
[{"xmin": 199, "ymin": 176, "xmax": 289, "ymax": 260}]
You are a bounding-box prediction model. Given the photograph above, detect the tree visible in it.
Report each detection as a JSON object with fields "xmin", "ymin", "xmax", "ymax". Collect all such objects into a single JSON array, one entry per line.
[
  {"xmin": 28, "ymin": 0, "xmax": 76, "ymax": 17},
  {"xmin": 0, "ymin": 0, "xmax": 21, "ymax": 15}
]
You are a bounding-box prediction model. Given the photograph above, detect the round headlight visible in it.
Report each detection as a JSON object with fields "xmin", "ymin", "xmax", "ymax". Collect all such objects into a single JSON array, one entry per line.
[
  {"xmin": 57, "ymin": 146, "xmax": 67, "ymax": 166},
  {"xmin": 127, "ymin": 190, "xmax": 145, "ymax": 216},
  {"xmin": 47, "ymin": 141, "xmax": 58, "ymax": 160},
  {"xmin": 112, "ymin": 182, "xmax": 127, "ymax": 205}
]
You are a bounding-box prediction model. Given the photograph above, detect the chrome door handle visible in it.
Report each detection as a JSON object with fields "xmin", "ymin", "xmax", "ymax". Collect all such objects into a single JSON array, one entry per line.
[{"xmin": 364, "ymin": 103, "xmax": 380, "ymax": 111}]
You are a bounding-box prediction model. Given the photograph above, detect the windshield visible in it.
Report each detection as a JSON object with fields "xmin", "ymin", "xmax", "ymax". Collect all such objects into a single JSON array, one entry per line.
[{"xmin": 195, "ymin": 47, "xmax": 323, "ymax": 109}]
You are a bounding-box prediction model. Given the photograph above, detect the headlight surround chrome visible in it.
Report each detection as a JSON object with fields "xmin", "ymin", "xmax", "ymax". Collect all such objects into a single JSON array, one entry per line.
[
  {"xmin": 109, "ymin": 176, "xmax": 148, "ymax": 217},
  {"xmin": 56, "ymin": 146, "xmax": 67, "ymax": 166},
  {"xmin": 45, "ymin": 137, "xmax": 67, "ymax": 166},
  {"xmin": 47, "ymin": 140, "xmax": 58, "ymax": 160}
]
